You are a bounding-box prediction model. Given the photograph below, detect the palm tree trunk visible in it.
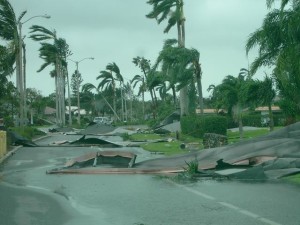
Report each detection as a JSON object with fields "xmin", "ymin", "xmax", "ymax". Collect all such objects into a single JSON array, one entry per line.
[
  {"xmin": 149, "ymin": 89, "xmax": 156, "ymax": 119},
  {"xmin": 177, "ymin": 7, "xmax": 189, "ymax": 116},
  {"xmin": 55, "ymin": 76, "xmax": 59, "ymax": 125},
  {"xmin": 172, "ymin": 86, "xmax": 177, "ymax": 108},
  {"xmin": 268, "ymin": 104, "xmax": 274, "ymax": 131},
  {"xmin": 195, "ymin": 62, "xmax": 204, "ymax": 114},
  {"xmin": 237, "ymin": 104, "xmax": 244, "ymax": 139},
  {"xmin": 142, "ymin": 89, "xmax": 145, "ymax": 118}
]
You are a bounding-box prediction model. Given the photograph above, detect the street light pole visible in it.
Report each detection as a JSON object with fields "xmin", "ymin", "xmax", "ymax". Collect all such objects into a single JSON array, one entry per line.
[
  {"xmin": 69, "ymin": 57, "xmax": 94, "ymax": 126},
  {"xmin": 17, "ymin": 13, "xmax": 50, "ymax": 127}
]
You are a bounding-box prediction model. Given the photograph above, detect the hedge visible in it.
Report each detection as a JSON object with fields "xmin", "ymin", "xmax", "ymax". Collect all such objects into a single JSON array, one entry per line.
[
  {"xmin": 181, "ymin": 115, "xmax": 227, "ymax": 138},
  {"xmin": 242, "ymin": 115, "xmax": 261, "ymax": 127}
]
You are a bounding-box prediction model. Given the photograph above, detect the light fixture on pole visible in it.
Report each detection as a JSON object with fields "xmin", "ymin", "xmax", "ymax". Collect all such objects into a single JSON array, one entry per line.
[
  {"xmin": 68, "ymin": 57, "xmax": 94, "ymax": 125},
  {"xmin": 17, "ymin": 13, "xmax": 50, "ymax": 126}
]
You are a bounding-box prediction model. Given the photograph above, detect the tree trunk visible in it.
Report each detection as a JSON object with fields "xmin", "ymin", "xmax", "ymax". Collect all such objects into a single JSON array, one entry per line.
[
  {"xmin": 195, "ymin": 62, "xmax": 204, "ymax": 114},
  {"xmin": 171, "ymin": 86, "xmax": 177, "ymax": 108},
  {"xmin": 142, "ymin": 88, "xmax": 145, "ymax": 119},
  {"xmin": 177, "ymin": 7, "xmax": 189, "ymax": 116},
  {"xmin": 237, "ymin": 105, "xmax": 244, "ymax": 139},
  {"xmin": 179, "ymin": 87, "xmax": 188, "ymax": 116},
  {"xmin": 268, "ymin": 104, "xmax": 274, "ymax": 131},
  {"xmin": 55, "ymin": 76, "xmax": 59, "ymax": 125},
  {"xmin": 149, "ymin": 89, "xmax": 156, "ymax": 119}
]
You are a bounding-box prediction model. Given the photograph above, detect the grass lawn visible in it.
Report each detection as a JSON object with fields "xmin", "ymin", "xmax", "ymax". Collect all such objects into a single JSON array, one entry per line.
[
  {"xmin": 130, "ymin": 132, "xmax": 202, "ymax": 156},
  {"xmin": 141, "ymin": 141, "xmax": 187, "ymax": 156},
  {"xmin": 227, "ymin": 128, "xmax": 277, "ymax": 144},
  {"xmin": 129, "ymin": 127, "xmax": 284, "ymax": 156},
  {"xmin": 283, "ymin": 174, "xmax": 300, "ymax": 185}
]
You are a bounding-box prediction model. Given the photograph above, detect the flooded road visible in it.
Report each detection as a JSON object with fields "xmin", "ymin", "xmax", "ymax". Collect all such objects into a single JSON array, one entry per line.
[{"xmin": 1, "ymin": 133, "xmax": 300, "ymax": 225}]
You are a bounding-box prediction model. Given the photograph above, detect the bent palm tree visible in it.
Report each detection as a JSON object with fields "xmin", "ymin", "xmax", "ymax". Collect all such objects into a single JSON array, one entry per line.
[
  {"xmin": 30, "ymin": 25, "xmax": 70, "ymax": 126},
  {"xmin": 154, "ymin": 39, "xmax": 204, "ymax": 113},
  {"xmin": 131, "ymin": 74, "xmax": 146, "ymax": 116},
  {"xmin": 82, "ymin": 83, "xmax": 120, "ymax": 121},
  {"xmin": 146, "ymin": 0, "xmax": 189, "ymax": 116},
  {"xmin": 97, "ymin": 62, "xmax": 123, "ymax": 120},
  {"xmin": 246, "ymin": 1, "xmax": 300, "ymax": 117},
  {"xmin": 0, "ymin": 0, "xmax": 27, "ymax": 125}
]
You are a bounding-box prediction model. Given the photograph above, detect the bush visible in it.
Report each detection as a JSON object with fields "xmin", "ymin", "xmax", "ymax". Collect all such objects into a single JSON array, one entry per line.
[
  {"xmin": 10, "ymin": 127, "xmax": 45, "ymax": 140},
  {"xmin": 181, "ymin": 115, "xmax": 227, "ymax": 138},
  {"xmin": 242, "ymin": 115, "xmax": 262, "ymax": 127}
]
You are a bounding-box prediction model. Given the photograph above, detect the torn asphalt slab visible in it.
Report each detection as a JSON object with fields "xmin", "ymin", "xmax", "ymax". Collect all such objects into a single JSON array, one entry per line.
[{"xmin": 47, "ymin": 122, "xmax": 300, "ymax": 180}]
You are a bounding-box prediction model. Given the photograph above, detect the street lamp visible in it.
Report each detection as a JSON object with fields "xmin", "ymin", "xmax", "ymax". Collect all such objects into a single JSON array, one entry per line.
[
  {"xmin": 68, "ymin": 57, "xmax": 94, "ymax": 125},
  {"xmin": 17, "ymin": 13, "xmax": 50, "ymax": 126}
]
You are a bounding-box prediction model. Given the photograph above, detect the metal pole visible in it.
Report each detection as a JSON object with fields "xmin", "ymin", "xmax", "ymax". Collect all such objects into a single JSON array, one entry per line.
[
  {"xmin": 17, "ymin": 14, "xmax": 50, "ymax": 127},
  {"xmin": 76, "ymin": 62, "xmax": 81, "ymax": 126}
]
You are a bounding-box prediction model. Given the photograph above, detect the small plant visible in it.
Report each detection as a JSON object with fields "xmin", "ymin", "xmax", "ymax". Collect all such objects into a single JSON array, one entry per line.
[
  {"xmin": 184, "ymin": 157, "xmax": 199, "ymax": 175},
  {"xmin": 121, "ymin": 132, "xmax": 131, "ymax": 141}
]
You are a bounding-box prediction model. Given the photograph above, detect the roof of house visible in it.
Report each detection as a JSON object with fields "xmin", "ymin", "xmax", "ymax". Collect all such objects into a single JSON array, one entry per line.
[
  {"xmin": 44, "ymin": 106, "xmax": 56, "ymax": 115},
  {"xmin": 196, "ymin": 108, "xmax": 226, "ymax": 114},
  {"xmin": 255, "ymin": 106, "xmax": 281, "ymax": 112}
]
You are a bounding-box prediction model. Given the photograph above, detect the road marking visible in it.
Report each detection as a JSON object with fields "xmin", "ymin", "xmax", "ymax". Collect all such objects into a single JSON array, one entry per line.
[{"xmin": 167, "ymin": 180, "xmax": 282, "ymax": 225}]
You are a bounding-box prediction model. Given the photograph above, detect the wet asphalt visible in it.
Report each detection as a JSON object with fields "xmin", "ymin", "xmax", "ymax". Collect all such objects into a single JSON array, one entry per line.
[{"xmin": 1, "ymin": 133, "xmax": 300, "ymax": 225}]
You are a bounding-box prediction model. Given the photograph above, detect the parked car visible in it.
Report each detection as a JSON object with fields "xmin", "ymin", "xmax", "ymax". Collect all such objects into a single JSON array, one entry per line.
[{"xmin": 93, "ymin": 117, "xmax": 112, "ymax": 125}]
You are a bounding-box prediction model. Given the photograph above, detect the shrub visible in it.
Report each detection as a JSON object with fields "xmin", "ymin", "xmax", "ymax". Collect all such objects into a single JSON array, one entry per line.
[
  {"xmin": 242, "ymin": 115, "xmax": 262, "ymax": 127},
  {"xmin": 181, "ymin": 115, "xmax": 227, "ymax": 138}
]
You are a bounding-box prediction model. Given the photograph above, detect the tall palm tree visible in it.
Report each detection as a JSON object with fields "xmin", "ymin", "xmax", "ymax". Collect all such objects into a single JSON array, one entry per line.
[
  {"xmin": 131, "ymin": 74, "xmax": 146, "ymax": 116},
  {"xmin": 132, "ymin": 56, "xmax": 157, "ymax": 116},
  {"xmin": 97, "ymin": 62, "xmax": 123, "ymax": 120},
  {"xmin": 30, "ymin": 25, "xmax": 70, "ymax": 126},
  {"xmin": 146, "ymin": 0, "xmax": 189, "ymax": 116},
  {"xmin": 154, "ymin": 39, "xmax": 204, "ymax": 113}
]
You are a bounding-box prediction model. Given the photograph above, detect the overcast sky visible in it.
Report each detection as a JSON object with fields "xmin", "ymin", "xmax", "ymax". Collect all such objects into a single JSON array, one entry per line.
[{"xmin": 9, "ymin": 0, "xmax": 271, "ymax": 98}]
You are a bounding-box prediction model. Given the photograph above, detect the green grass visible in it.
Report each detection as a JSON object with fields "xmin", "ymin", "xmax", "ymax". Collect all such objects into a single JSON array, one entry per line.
[
  {"xmin": 282, "ymin": 174, "xmax": 300, "ymax": 185},
  {"xmin": 141, "ymin": 141, "xmax": 186, "ymax": 156},
  {"xmin": 227, "ymin": 129, "xmax": 269, "ymax": 144},
  {"xmin": 130, "ymin": 133, "xmax": 166, "ymax": 141}
]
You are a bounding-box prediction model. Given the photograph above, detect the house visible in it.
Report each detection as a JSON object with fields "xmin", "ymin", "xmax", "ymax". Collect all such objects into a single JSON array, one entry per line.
[
  {"xmin": 44, "ymin": 106, "xmax": 56, "ymax": 115},
  {"xmin": 255, "ymin": 106, "xmax": 282, "ymax": 125},
  {"xmin": 65, "ymin": 106, "xmax": 88, "ymax": 116},
  {"xmin": 196, "ymin": 108, "xmax": 226, "ymax": 115}
]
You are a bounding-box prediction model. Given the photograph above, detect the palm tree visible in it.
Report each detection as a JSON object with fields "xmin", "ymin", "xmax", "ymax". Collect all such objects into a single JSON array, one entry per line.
[
  {"xmin": 131, "ymin": 74, "xmax": 146, "ymax": 116},
  {"xmin": 246, "ymin": 1, "xmax": 300, "ymax": 118},
  {"xmin": 30, "ymin": 25, "xmax": 71, "ymax": 126},
  {"xmin": 82, "ymin": 83, "xmax": 120, "ymax": 121},
  {"xmin": 97, "ymin": 62, "xmax": 123, "ymax": 120},
  {"xmin": 132, "ymin": 56, "xmax": 158, "ymax": 117},
  {"xmin": 154, "ymin": 39, "xmax": 204, "ymax": 113},
  {"xmin": 0, "ymin": 0, "xmax": 27, "ymax": 125},
  {"xmin": 209, "ymin": 71, "xmax": 251, "ymax": 139},
  {"xmin": 146, "ymin": 0, "xmax": 189, "ymax": 116},
  {"xmin": 248, "ymin": 75, "xmax": 276, "ymax": 131}
]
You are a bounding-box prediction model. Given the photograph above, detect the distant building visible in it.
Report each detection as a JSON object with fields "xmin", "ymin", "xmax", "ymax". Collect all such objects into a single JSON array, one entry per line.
[
  {"xmin": 44, "ymin": 106, "xmax": 56, "ymax": 115},
  {"xmin": 196, "ymin": 108, "xmax": 226, "ymax": 115}
]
